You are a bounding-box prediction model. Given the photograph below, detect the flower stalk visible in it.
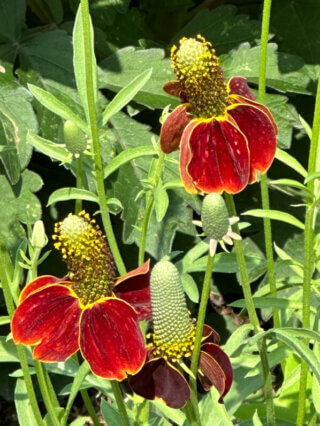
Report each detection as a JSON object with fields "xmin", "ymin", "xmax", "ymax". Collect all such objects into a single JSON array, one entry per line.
[
  {"xmin": 296, "ymin": 66, "xmax": 320, "ymax": 426},
  {"xmin": 224, "ymin": 194, "xmax": 275, "ymax": 425},
  {"xmin": 258, "ymin": 0, "xmax": 280, "ymax": 329}
]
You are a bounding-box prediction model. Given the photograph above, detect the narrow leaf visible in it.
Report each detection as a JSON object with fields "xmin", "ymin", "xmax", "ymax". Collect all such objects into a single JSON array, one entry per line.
[
  {"xmin": 28, "ymin": 84, "xmax": 88, "ymax": 133},
  {"xmin": 270, "ymin": 178, "xmax": 311, "ymax": 194},
  {"xmin": 14, "ymin": 379, "xmax": 37, "ymax": 426},
  {"xmin": 27, "ymin": 133, "xmax": 69, "ymax": 162},
  {"xmin": 47, "ymin": 188, "xmax": 98, "ymax": 206},
  {"xmin": 73, "ymin": 4, "xmax": 97, "ymax": 123},
  {"xmin": 102, "ymin": 69, "xmax": 153, "ymax": 125},
  {"xmin": 231, "ymin": 297, "xmax": 303, "ymax": 310},
  {"xmin": 103, "ymin": 146, "xmax": 156, "ymax": 179},
  {"xmin": 223, "ymin": 324, "xmax": 254, "ymax": 357},
  {"xmin": 243, "ymin": 209, "xmax": 305, "ymax": 230},
  {"xmin": 275, "ymin": 147, "xmax": 307, "ymax": 178}
]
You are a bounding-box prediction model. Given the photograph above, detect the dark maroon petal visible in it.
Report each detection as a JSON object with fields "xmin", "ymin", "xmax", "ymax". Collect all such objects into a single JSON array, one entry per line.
[
  {"xmin": 227, "ymin": 77, "xmax": 255, "ymax": 100},
  {"xmin": 160, "ymin": 104, "xmax": 192, "ymax": 154},
  {"xmin": 201, "ymin": 343, "xmax": 233, "ymax": 398},
  {"xmin": 114, "ymin": 261, "xmax": 151, "ymax": 321},
  {"xmin": 163, "ymin": 80, "xmax": 183, "ymax": 98},
  {"xmin": 202, "ymin": 324, "xmax": 220, "ymax": 345},
  {"xmin": 129, "ymin": 359, "xmax": 191, "ymax": 409},
  {"xmin": 198, "ymin": 350, "xmax": 226, "ymax": 395}
]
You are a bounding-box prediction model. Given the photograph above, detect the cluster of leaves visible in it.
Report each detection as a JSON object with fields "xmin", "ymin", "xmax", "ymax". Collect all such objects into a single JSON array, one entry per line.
[{"xmin": 1, "ymin": 0, "xmax": 320, "ymax": 425}]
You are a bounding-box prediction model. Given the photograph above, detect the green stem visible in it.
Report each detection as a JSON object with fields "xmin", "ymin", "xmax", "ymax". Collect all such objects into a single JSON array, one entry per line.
[
  {"xmin": 184, "ymin": 399, "xmax": 198, "ymax": 426},
  {"xmin": 189, "ymin": 254, "xmax": 215, "ymax": 423},
  {"xmin": 111, "ymin": 381, "xmax": 131, "ymax": 426},
  {"xmin": 296, "ymin": 67, "xmax": 320, "ymax": 426},
  {"xmin": 34, "ymin": 362, "xmax": 60, "ymax": 426},
  {"xmin": 80, "ymin": 0, "xmax": 126, "ymax": 275},
  {"xmin": 224, "ymin": 194, "xmax": 275, "ymax": 425},
  {"xmin": 258, "ymin": 0, "xmax": 280, "ymax": 329},
  {"xmin": 0, "ymin": 245, "xmax": 44, "ymax": 426},
  {"xmin": 80, "ymin": 389, "xmax": 101, "ymax": 426},
  {"xmin": 138, "ymin": 151, "xmax": 165, "ymax": 265},
  {"xmin": 75, "ymin": 155, "xmax": 83, "ymax": 214}
]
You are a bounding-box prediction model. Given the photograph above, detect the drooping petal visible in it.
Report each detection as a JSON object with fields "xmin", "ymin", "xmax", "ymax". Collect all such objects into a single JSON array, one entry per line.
[
  {"xmin": 19, "ymin": 275, "xmax": 63, "ymax": 303},
  {"xmin": 229, "ymin": 94, "xmax": 278, "ymax": 132},
  {"xmin": 180, "ymin": 119, "xmax": 250, "ymax": 194},
  {"xmin": 129, "ymin": 358, "xmax": 191, "ymax": 409},
  {"xmin": 198, "ymin": 349, "xmax": 226, "ymax": 395},
  {"xmin": 12, "ymin": 285, "xmax": 81, "ymax": 361},
  {"xmin": 80, "ymin": 298, "xmax": 146, "ymax": 381},
  {"xmin": 227, "ymin": 77, "xmax": 255, "ymax": 100},
  {"xmin": 228, "ymin": 103, "xmax": 277, "ymax": 182},
  {"xmin": 160, "ymin": 104, "xmax": 192, "ymax": 154},
  {"xmin": 202, "ymin": 324, "xmax": 220, "ymax": 345},
  {"xmin": 163, "ymin": 80, "xmax": 183, "ymax": 98},
  {"xmin": 200, "ymin": 343, "xmax": 233, "ymax": 398},
  {"xmin": 114, "ymin": 260, "xmax": 151, "ymax": 321}
]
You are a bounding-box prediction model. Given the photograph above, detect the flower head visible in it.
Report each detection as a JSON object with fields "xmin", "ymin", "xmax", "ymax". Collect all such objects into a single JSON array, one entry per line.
[
  {"xmin": 129, "ymin": 261, "xmax": 232, "ymax": 409},
  {"xmin": 161, "ymin": 35, "xmax": 277, "ymax": 195},
  {"xmin": 12, "ymin": 211, "xmax": 151, "ymax": 381}
]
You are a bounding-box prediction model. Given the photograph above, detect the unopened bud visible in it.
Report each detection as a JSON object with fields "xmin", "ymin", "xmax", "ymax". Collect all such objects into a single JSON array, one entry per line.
[
  {"xmin": 63, "ymin": 120, "xmax": 87, "ymax": 155},
  {"xmin": 31, "ymin": 220, "xmax": 48, "ymax": 248}
]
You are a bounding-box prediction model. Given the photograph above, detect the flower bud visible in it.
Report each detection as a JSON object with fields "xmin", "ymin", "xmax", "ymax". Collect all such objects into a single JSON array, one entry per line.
[
  {"xmin": 31, "ymin": 220, "xmax": 48, "ymax": 248},
  {"xmin": 63, "ymin": 120, "xmax": 87, "ymax": 155},
  {"xmin": 201, "ymin": 193, "xmax": 229, "ymax": 240}
]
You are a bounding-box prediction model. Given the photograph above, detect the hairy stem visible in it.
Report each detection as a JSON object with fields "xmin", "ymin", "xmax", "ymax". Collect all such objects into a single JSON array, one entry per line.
[
  {"xmin": 75, "ymin": 155, "xmax": 83, "ymax": 214},
  {"xmin": 80, "ymin": 0, "xmax": 126, "ymax": 275},
  {"xmin": 111, "ymin": 381, "xmax": 131, "ymax": 426}
]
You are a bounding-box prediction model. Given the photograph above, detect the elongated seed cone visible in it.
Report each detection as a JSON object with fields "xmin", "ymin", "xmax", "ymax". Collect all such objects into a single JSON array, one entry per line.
[{"xmin": 201, "ymin": 193, "xmax": 229, "ymax": 240}]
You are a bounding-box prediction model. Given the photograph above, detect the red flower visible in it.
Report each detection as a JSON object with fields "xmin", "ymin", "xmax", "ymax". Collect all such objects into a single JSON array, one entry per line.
[
  {"xmin": 129, "ymin": 325, "xmax": 232, "ymax": 409},
  {"xmin": 12, "ymin": 212, "xmax": 151, "ymax": 381},
  {"xmin": 160, "ymin": 36, "xmax": 277, "ymax": 195}
]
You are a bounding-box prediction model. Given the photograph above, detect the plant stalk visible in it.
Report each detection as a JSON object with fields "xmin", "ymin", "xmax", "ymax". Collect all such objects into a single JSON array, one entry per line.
[
  {"xmin": 297, "ymin": 67, "xmax": 320, "ymax": 426},
  {"xmin": 224, "ymin": 194, "xmax": 275, "ymax": 425},
  {"xmin": 258, "ymin": 0, "xmax": 280, "ymax": 329},
  {"xmin": 111, "ymin": 381, "xmax": 131, "ymax": 426},
  {"xmin": 75, "ymin": 155, "xmax": 83, "ymax": 214},
  {"xmin": 80, "ymin": 0, "xmax": 126, "ymax": 275}
]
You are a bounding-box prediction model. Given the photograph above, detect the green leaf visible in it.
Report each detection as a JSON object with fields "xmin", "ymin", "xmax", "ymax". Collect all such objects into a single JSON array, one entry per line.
[
  {"xmin": 28, "ymin": 84, "xmax": 88, "ymax": 133},
  {"xmin": 275, "ymin": 147, "xmax": 308, "ymax": 178},
  {"xmin": 154, "ymin": 182, "xmax": 169, "ymax": 222},
  {"xmin": 299, "ymin": 115, "xmax": 312, "ymax": 139},
  {"xmin": 221, "ymin": 43, "xmax": 311, "ymax": 94},
  {"xmin": 0, "ymin": 64, "xmax": 38, "ymax": 184},
  {"xmin": 271, "ymin": 0, "xmax": 320, "ymax": 64},
  {"xmin": 14, "ymin": 379, "xmax": 37, "ymax": 426},
  {"xmin": 102, "ymin": 68, "xmax": 153, "ymax": 125},
  {"xmin": 61, "ymin": 362, "xmax": 90, "ymax": 426},
  {"xmin": 304, "ymin": 171, "xmax": 320, "ymax": 185},
  {"xmin": 47, "ymin": 188, "xmax": 98, "ymax": 206},
  {"xmin": 0, "ymin": 0, "xmax": 25, "ymax": 42},
  {"xmin": 230, "ymin": 297, "xmax": 303, "ymax": 310},
  {"xmin": 270, "ymin": 178, "xmax": 310, "ymax": 194},
  {"xmin": 0, "ymin": 170, "xmax": 43, "ymax": 254},
  {"xmin": 151, "ymin": 401, "xmax": 186, "ymax": 426},
  {"xmin": 99, "ymin": 47, "xmax": 176, "ymax": 109},
  {"xmin": 27, "ymin": 132, "xmax": 69, "ymax": 162},
  {"xmin": 0, "ymin": 337, "xmax": 19, "ymax": 362},
  {"xmin": 223, "ymin": 324, "xmax": 254, "ymax": 357},
  {"xmin": 252, "ymin": 410, "xmax": 263, "ymax": 426},
  {"xmin": 181, "ymin": 273, "xmax": 199, "ymax": 303},
  {"xmin": 100, "ymin": 398, "xmax": 122, "ymax": 426},
  {"xmin": 243, "ymin": 209, "xmax": 305, "ymax": 230},
  {"xmin": 73, "ymin": 4, "xmax": 97, "ymax": 123},
  {"xmin": 35, "ymin": 0, "xmax": 63, "ymax": 24},
  {"xmin": 104, "ymin": 145, "xmax": 156, "ymax": 179},
  {"xmin": 0, "ymin": 316, "xmax": 10, "ymax": 326},
  {"xmin": 173, "ymin": 6, "xmax": 260, "ymax": 55},
  {"xmin": 69, "ymin": 417, "xmax": 91, "ymax": 426},
  {"xmin": 199, "ymin": 387, "xmax": 233, "ymax": 426}
]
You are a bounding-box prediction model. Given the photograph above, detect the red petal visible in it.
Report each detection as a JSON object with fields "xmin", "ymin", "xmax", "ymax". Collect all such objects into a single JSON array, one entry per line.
[
  {"xmin": 129, "ymin": 359, "xmax": 190, "ymax": 409},
  {"xmin": 80, "ymin": 298, "xmax": 146, "ymax": 380},
  {"xmin": 227, "ymin": 77, "xmax": 255, "ymax": 100},
  {"xmin": 163, "ymin": 80, "xmax": 183, "ymax": 98},
  {"xmin": 19, "ymin": 275, "xmax": 63, "ymax": 303},
  {"xmin": 12, "ymin": 285, "xmax": 81, "ymax": 361},
  {"xmin": 228, "ymin": 103, "xmax": 277, "ymax": 182},
  {"xmin": 114, "ymin": 261, "xmax": 151, "ymax": 321},
  {"xmin": 202, "ymin": 324, "xmax": 220, "ymax": 345},
  {"xmin": 201, "ymin": 343, "xmax": 233, "ymax": 398},
  {"xmin": 160, "ymin": 104, "xmax": 192, "ymax": 154},
  {"xmin": 180, "ymin": 119, "xmax": 250, "ymax": 194}
]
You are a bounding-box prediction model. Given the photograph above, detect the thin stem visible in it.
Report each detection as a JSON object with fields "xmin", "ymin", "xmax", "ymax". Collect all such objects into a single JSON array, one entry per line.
[
  {"xmin": 189, "ymin": 254, "xmax": 215, "ymax": 423},
  {"xmin": 80, "ymin": 0, "xmax": 126, "ymax": 275},
  {"xmin": 184, "ymin": 399, "xmax": 198, "ymax": 426},
  {"xmin": 34, "ymin": 362, "xmax": 60, "ymax": 426},
  {"xmin": 224, "ymin": 194, "xmax": 275, "ymax": 425},
  {"xmin": 0, "ymin": 245, "xmax": 44, "ymax": 426},
  {"xmin": 138, "ymin": 151, "xmax": 165, "ymax": 265},
  {"xmin": 296, "ymin": 67, "xmax": 320, "ymax": 426},
  {"xmin": 111, "ymin": 381, "xmax": 130, "ymax": 426},
  {"xmin": 80, "ymin": 389, "xmax": 101, "ymax": 426},
  {"xmin": 258, "ymin": 0, "xmax": 280, "ymax": 329},
  {"xmin": 75, "ymin": 155, "xmax": 83, "ymax": 214}
]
